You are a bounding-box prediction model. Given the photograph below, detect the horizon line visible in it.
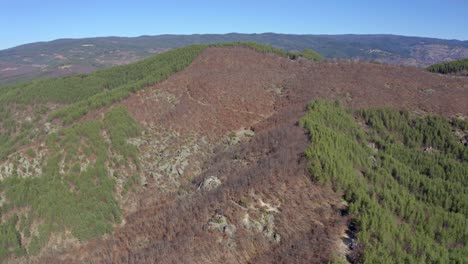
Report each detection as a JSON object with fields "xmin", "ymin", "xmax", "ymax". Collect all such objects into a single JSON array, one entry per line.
[{"xmin": 2, "ymin": 32, "xmax": 467, "ymax": 51}]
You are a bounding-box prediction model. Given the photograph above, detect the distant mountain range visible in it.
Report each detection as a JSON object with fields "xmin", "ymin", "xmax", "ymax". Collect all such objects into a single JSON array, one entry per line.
[{"xmin": 1, "ymin": 33, "xmax": 467, "ymax": 85}]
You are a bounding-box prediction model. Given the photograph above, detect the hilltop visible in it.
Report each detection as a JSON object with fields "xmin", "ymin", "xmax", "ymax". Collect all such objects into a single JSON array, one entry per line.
[
  {"xmin": 0, "ymin": 44, "xmax": 467, "ymax": 263},
  {"xmin": 1, "ymin": 33, "xmax": 468, "ymax": 85}
]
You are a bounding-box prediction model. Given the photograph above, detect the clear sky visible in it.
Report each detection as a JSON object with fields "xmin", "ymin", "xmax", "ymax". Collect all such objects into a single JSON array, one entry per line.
[{"xmin": 1, "ymin": 0, "xmax": 467, "ymax": 50}]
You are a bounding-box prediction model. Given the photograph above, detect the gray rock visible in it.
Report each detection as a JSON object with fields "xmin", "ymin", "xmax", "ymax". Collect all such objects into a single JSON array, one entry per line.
[{"xmin": 198, "ymin": 176, "xmax": 221, "ymax": 191}]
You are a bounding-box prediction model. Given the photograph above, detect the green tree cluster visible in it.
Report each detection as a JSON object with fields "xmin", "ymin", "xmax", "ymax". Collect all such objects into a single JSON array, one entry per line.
[
  {"xmin": 300, "ymin": 100, "xmax": 467, "ymax": 263},
  {"xmin": 427, "ymin": 58, "xmax": 468, "ymax": 75}
]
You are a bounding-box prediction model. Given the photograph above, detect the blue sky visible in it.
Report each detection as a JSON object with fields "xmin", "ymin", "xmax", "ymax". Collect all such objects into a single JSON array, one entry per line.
[{"xmin": 1, "ymin": 0, "xmax": 467, "ymax": 50}]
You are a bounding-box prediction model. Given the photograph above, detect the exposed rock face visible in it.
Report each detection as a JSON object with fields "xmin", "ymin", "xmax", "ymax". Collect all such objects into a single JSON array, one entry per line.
[
  {"xmin": 240, "ymin": 195, "xmax": 281, "ymax": 243},
  {"xmin": 0, "ymin": 150, "xmax": 45, "ymax": 180},
  {"xmin": 198, "ymin": 176, "xmax": 221, "ymax": 191},
  {"xmin": 134, "ymin": 129, "xmax": 212, "ymax": 193},
  {"xmin": 207, "ymin": 214, "xmax": 237, "ymax": 245}
]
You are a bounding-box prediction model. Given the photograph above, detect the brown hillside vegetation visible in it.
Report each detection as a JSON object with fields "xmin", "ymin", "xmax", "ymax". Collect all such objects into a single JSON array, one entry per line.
[
  {"xmin": 38, "ymin": 47, "xmax": 468, "ymax": 263},
  {"xmin": 122, "ymin": 47, "xmax": 466, "ymax": 140}
]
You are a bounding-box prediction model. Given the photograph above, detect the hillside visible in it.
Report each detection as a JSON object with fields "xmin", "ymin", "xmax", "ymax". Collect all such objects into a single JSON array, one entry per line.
[
  {"xmin": 1, "ymin": 33, "xmax": 468, "ymax": 85},
  {"xmin": 0, "ymin": 44, "xmax": 467, "ymax": 263}
]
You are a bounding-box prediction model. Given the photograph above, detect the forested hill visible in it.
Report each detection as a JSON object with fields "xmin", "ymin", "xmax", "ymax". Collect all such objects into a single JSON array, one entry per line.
[
  {"xmin": 1, "ymin": 33, "xmax": 467, "ymax": 85},
  {"xmin": 427, "ymin": 58, "xmax": 468, "ymax": 76}
]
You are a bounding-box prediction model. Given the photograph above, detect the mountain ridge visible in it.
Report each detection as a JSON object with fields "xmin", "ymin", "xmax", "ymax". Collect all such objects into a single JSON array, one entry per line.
[
  {"xmin": 4, "ymin": 33, "xmax": 468, "ymax": 52},
  {"xmin": 1, "ymin": 33, "xmax": 467, "ymax": 85}
]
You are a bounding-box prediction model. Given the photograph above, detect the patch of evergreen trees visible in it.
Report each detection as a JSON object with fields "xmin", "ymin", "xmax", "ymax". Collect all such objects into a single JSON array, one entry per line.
[
  {"xmin": 300, "ymin": 100, "xmax": 467, "ymax": 263},
  {"xmin": 427, "ymin": 58, "xmax": 468, "ymax": 75}
]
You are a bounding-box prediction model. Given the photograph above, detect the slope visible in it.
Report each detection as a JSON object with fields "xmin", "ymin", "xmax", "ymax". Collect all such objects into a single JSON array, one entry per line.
[
  {"xmin": 0, "ymin": 44, "xmax": 333, "ymax": 263},
  {"xmin": 40, "ymin": 46, "xmax": 468, "ymax": 263}
]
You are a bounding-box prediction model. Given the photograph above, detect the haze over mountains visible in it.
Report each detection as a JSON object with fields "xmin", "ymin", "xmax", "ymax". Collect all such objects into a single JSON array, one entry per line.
[{"xmin": 1, "ymin": 33, "xmax": 468, "ymax": 85}]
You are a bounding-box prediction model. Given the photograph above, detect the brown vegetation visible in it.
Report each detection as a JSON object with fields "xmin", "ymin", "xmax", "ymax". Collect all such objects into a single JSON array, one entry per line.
[{"xmin": 124, "ymin": 47, "xmax": 466, "ymax": 139}]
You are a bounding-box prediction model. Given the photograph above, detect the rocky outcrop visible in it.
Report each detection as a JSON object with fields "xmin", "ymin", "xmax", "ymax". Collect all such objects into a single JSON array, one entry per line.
[{"xmin": 198, "ymin": 176, "xmax": 221, "ymax": 191}]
